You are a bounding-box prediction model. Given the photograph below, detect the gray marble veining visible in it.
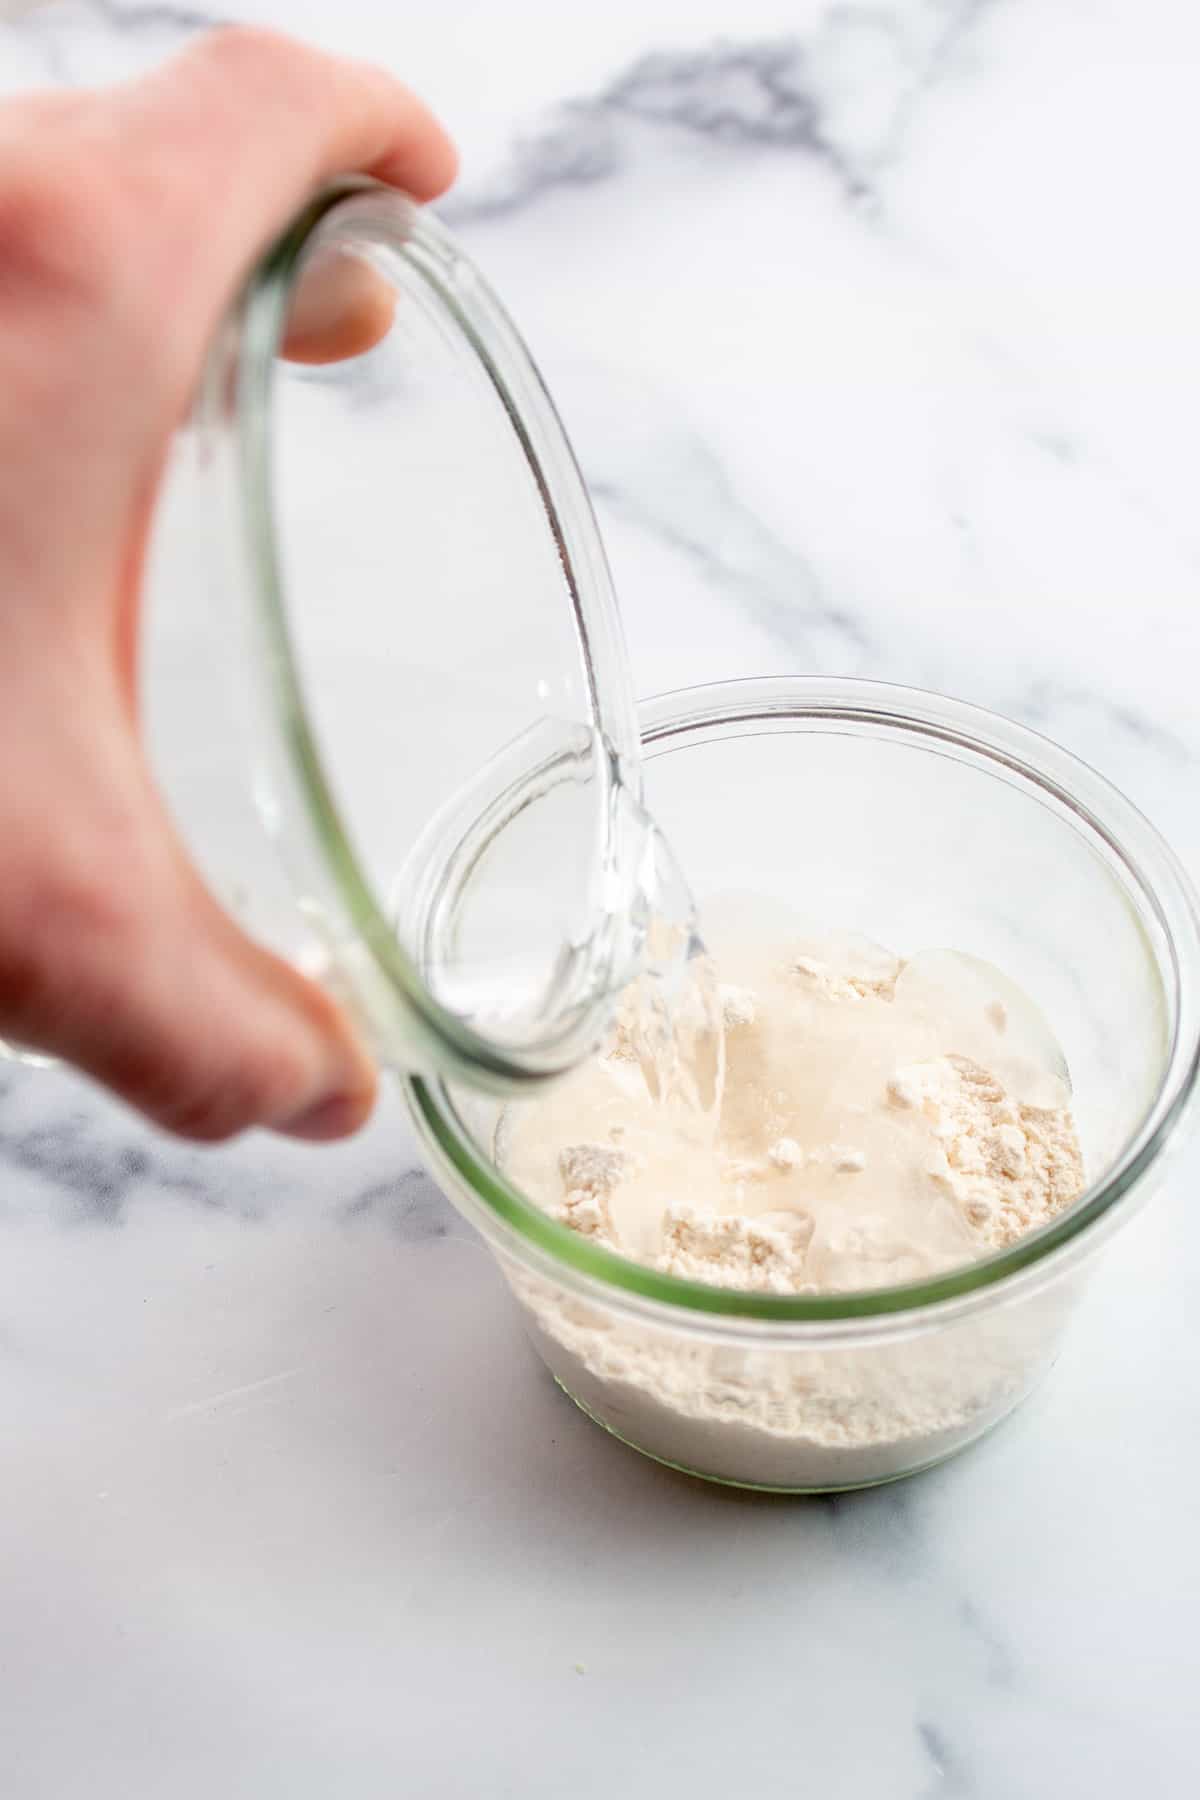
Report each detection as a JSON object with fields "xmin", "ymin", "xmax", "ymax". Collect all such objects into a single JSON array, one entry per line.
[
  {"xmin": 448, "ymin": 38, "xmax": 873, "ymax": 226},
  {"xmin": 1, "ymin": 2, "xmax": 1199, "ymax": 1796}
]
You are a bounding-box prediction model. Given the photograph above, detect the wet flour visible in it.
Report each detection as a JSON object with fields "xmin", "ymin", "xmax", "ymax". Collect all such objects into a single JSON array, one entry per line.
[
  {"xmin": 504, "ymin": 912, "xmax": 1083, "ymax": 1295},
  {"xmin": 499, "ymin": 902, "xmax": 1085, "ymax": 1486}
]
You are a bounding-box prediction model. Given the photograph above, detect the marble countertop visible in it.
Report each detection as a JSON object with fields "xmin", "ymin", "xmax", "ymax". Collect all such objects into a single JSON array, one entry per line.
[{"xmin": 3, "ymin": 1, "xmax": 1200, "ymax": 1794}]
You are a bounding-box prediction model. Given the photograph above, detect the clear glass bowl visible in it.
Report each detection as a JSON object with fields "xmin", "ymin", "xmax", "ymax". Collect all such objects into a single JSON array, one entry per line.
[
  {"xmin": 407, "ymin": 677, "xmax": 1200, "ymax": 1491},
  {"xmin": 142, "ymin": 185, "xmax": 642, "ymax": 1096}
]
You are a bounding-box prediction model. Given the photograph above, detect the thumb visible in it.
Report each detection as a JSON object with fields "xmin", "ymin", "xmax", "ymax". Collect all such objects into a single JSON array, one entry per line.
[{"xmin": 0, "ymin": 718, "xmax": 377, "ymax": 1143}]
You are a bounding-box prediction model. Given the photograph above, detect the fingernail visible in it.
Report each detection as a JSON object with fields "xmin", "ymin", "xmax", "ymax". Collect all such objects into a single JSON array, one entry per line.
[{"xmin": 276, "ymin": 1091, "xmax": 369, "ymax": 1143}]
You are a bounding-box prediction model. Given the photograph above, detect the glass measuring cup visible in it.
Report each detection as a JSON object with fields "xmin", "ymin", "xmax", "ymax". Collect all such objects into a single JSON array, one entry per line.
[{"xmin": 142, "ymin": 181, "xmax": 652, "ymax": 1094}]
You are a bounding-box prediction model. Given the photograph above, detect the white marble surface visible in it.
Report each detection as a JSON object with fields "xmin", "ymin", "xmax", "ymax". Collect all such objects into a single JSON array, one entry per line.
[{"xmin": 3, "ymin": 1, "xmax": 1200, "ymax": 1794}]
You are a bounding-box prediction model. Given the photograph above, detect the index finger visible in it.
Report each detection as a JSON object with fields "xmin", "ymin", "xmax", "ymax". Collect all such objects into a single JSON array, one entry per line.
[
  {"xmin": 104, "ymin": 28, "xmax": 457, "ymax": 371},
  {"xmin": 134, "ymin": 26, "xmax": 459, "ymax": 203}
]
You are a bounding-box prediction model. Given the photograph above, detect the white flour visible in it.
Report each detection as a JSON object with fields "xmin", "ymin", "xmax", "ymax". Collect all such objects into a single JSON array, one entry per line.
[
  {"xmin": 499, "ymin": 905, "xmax": 1086, "ymax": 1487},
  {"xmin": 505, "ymin": 917, "xmax": 1082, "ymax": 1293}
]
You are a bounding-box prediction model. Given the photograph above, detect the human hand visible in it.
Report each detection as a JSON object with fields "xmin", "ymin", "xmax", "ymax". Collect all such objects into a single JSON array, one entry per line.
[{"xmin": 0, "ymin": 29, "xmax": 456, "ymax": 1140}]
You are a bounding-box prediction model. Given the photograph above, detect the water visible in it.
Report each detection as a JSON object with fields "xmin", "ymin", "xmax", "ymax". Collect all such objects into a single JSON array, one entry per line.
[
  {"xmin": 614, "ymin": 816, "xmax": 725, "ymax": 1123},
  {"xmin": 398, "ymin": 717, "xmax": 726, "ymax": 1091},
  {"xmin": 501, "ymin": 888, "xmax": 1081, "ymax": 1290}
]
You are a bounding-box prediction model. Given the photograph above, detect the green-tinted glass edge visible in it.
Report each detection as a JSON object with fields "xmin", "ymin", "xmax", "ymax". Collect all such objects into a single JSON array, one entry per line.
[{"xmin": 233, "ymin": 179, "xmax": 618, "ymax": 1086}]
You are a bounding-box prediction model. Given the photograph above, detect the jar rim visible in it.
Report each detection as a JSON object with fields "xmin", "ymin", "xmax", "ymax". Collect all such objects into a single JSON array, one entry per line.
[{"xmin": 408, "ymin": 675, "xmax": 1200, "ymax": 1334}]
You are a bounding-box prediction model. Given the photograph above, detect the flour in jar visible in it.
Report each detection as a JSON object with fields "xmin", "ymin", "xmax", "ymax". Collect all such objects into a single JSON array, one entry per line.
[{"xmin": 500, "ymin": 897, "xmax": 1085, "ymax": 1295}]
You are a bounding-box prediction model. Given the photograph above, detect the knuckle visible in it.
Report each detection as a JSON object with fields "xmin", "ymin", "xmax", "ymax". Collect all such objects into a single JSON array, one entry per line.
[
  {"xmin": 153, "ymin": 1086, "xmax": 244, "ymax": 1144},
  {"xmin": 0, "ymin": 852, "xmax": 143, "ymax": 1036},
  {"xmin": 158, "ymin": 1047, "xmax": 311, "ymax": 1143},
  {"xmin": 0, "ymin": 146, "xmax": 117, "ymax": 309},
  {"xmin": 190, "ymin": 23, "xmax": 306, "ymax": 84}
]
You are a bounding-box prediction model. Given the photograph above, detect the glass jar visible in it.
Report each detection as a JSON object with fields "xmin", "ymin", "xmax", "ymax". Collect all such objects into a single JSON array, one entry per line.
[
  {"xmin": 143, "ymin": 181, "xmax": 645, "ymax": 1094},
  {"xmin": 408, "ymin": 678, "xmax": 1200, "ymax": 1490}
]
